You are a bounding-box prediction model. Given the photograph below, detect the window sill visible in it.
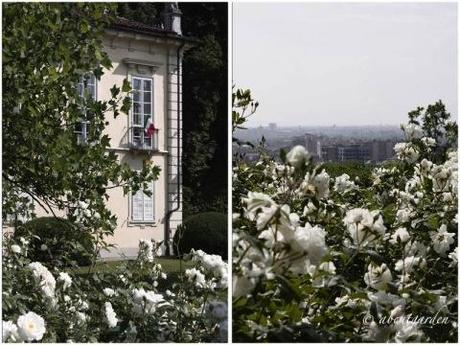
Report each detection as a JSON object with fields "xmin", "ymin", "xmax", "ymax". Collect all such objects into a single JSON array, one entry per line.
[{"xmin": 128, "ymin": 221, "xmax": 156, "ymax": 227}]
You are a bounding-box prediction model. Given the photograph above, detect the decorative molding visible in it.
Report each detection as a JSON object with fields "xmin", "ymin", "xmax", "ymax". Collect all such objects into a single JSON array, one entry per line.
[
  {"xmin": 148, "ymin": 44, "xmax": 156, "ymax": 55},
  {"xmin": 122, "ymin": 58, "xmax": 163, "ymax": 74}
]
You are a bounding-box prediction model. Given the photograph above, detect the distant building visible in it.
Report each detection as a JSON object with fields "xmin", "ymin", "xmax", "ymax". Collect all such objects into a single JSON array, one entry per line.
[
  {"xmin": 268, "ymin": 122, "xmax": 277, "ymax": 130},
  {"xmin": 321, "ymin": 146, "xmax": 338, "ymax": 162},
  {"xmin": 321, "ymin": 140, "xmax": 396, "ymax": 163},
  {"xmin": 304, "ymin": 133, "xmax": 322, "ymax": 159},
  {"xmin": 370, "ymin": 139, "xmax": 396, "ymax": 162},
  {"xmin": 337, "ymin": 143, "xmax": 371, "ymax": 162}
]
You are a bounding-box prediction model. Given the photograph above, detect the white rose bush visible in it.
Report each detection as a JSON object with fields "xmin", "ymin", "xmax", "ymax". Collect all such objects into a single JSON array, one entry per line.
[
  {"xmin": 233, "ymin": 91, "xmax": 457, "ymax": 342},
  {"xmin": 2, "ymin": 237, "xmax": 228, "ymax": 342}
]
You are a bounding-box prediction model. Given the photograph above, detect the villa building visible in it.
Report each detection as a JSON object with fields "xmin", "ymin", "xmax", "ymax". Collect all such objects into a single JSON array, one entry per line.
[
  {"xmin": 96, "ymin": 5, "xmax": 195, "ymax": 258},
  {"xmin": 5, "ymin": 4, "xmax": 196, "ymax": 259}
]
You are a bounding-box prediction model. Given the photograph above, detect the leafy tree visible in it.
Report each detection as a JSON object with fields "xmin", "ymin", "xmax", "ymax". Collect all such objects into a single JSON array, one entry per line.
[
  {"xmin": 2, "ymin": 3, "xmax": 160, "ymax": 259},
  {"xmin": 407, "ymin": 100, "xmax": 457, "ymax": 163},
  {"xmin": 117, "ymin": 2, "xmax": 228, "ymax": 217}
]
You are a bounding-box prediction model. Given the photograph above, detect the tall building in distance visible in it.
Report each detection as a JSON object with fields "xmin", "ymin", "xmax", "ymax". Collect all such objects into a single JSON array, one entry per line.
[
  {"xmin": 321, "ymin": 139, "xmax": 397, "ymax": 163},
  {"xmin": 304, "ymin": 133, "xmax": 322, "ymax": 160}
]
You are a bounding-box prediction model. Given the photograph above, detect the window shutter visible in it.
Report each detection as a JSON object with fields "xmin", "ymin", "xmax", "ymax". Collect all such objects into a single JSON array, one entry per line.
[
  {"xmin": 132, "ymin": 190, "xmax": 144, "ymax": 221},
  {"xmin": 143, "ymin": 182, "xmax": 154, "ymax": 221}
]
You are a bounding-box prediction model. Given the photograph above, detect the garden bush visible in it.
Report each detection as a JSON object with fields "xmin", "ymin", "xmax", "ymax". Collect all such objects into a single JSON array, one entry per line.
[
  {"xmin": 174, "ymin": 212, "xmax": 227, "ymax": 259},
  {"xmin": 14, "ymin": 217, "xmax": 94, "ymax": 267},
  {"xmin": 3, "ymin": 239, "xmax": 228, "ymax": 342},
  {"xmin": 233, "ymin": 90, "xmax": 458, "ymax": 342},
  {"xmin": 323, "ymin": 161, "xmax": 374, "ymax": 187}
]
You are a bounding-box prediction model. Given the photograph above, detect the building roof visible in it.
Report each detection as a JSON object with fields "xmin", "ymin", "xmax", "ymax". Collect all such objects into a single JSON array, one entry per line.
[{"xmin": 111, "ymin": 17, "xmax": 198, "ymax": 43}]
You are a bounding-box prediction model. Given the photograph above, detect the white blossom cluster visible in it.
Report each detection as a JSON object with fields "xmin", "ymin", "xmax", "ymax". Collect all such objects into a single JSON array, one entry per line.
[
  {"xmin": 28, "ymin": 262, "xmax": 56, "ymax": 299},
  {"xmin": 3, "ymin": 312, "xmax": 46, "ymax": 342},
  {"xmin": 190, "ymin": 249, "xmax": 228, "ymax": 289},
  {"xmin": 233, "ymin": 117, "xmax": 457, "ymax": 342},
  {"xmin": 3, "ymin": 237, "xmax": 227, "ymax": 343}
]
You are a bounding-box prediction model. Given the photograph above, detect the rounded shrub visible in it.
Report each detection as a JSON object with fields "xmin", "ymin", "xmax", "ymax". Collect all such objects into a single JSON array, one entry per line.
[
  {"xmin": 15, "ymin": 217, "xmax": 94, "ymax": 267},
  {"xmin": 173, "ymin": 212, "xmax": 227, "ymax": 259}
]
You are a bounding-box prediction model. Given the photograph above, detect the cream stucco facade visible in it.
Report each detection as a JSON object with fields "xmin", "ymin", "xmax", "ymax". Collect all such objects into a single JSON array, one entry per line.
[
  {"xmin": 15, "ymin": 9, "xmax": 195, "ymax": 259},
  {"xmin": 98, "ymin": 15, "xmax": 195, "ymax": 258}
]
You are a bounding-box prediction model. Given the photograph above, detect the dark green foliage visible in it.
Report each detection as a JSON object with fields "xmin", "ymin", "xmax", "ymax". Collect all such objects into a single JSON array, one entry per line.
[
  {"xmin": 407, "ymin": 100, "xmax": 457, "ymax": 164},
  {"xmin": 116, "ymin": 3, "xmax": 161, "ymax": 26},
  {"xmin": 15, "ymin": 217, "xmax": 94, "ymax": 267},
  {"xmin": 181, "ymin": 3, "xmax": 228, "ymax": 217},
  {"xmin": 323, "ymin": 161, "xmax": 374, "ymax": 187},
  {"xmin": 117, "ymin": 3, "xmax": 228, "ymax": 217},
  {"xmin": 173, "ymin": 212, "xmax": 227, "ymax": 259}
]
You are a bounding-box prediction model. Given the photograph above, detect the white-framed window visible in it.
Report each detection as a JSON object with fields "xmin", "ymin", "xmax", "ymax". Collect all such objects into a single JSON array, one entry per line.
[
  {"xmin": 131, "ymin": 76, "xmax": 154, "ymax": 148},
  {"xmin": 131, "ymin": 181, "xmax": 155, "ymax": 222},
  {"xmin": 75, "ymin": 74, "xmax": 96, "ymax": 144}
]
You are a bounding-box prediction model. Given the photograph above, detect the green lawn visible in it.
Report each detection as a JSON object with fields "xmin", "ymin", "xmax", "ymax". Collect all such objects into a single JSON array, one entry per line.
[
  {"xmin": 76, "ymin": 257, "xmax": 194, "ymax": 275},
  {"xmin": 74, "ymin": 257, "xmax": 227, "ymax": 299}
]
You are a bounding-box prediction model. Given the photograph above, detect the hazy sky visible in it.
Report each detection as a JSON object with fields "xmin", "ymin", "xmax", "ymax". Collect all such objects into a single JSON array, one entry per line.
[{"xmin": 233, "ymin": 2, "xmax": 457, "ymax": 126}]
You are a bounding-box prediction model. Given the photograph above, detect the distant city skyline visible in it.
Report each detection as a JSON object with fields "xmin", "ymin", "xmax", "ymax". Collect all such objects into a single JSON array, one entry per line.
[
  {"xmin": 247, "ymin": 123, "xmax": 402, "ymax": 129},
  {"xmin": 234, "ymin": 3, "xmax": 457, "ymax": 127}
]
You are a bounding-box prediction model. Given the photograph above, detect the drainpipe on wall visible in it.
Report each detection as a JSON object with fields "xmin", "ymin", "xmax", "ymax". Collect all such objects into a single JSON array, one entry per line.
[{"xmin": 164, "ymin": 41, "xmax": 185, "ymax": 256}]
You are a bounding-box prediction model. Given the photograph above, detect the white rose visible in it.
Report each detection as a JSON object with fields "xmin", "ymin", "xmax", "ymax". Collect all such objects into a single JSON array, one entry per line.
[
  {"xmin": 364, "ymin": 263, "xmax": 392, "ymax": 290},
  {"xmin": 421, "ymin": 136, "xmax": 436, "ymax": 147},
  {"xmin": 3, "ymin": 320, "xmax": 19, "ymax": 342},
  {"xmin": 242, "ymin": 192, "xmax": 276, "ymax": 219},
  {"xmin": 389, "ymin": 227, "xmax": 410, "ymax": 244},
  {"xmin": 11, "ymin": 244, "xmax": 21, "ymax": 254},
  {"xmin": 394, "ymin": 318, "xmax": 423, "ymax": 342},
  {"xmin": 402, "ymin": 123, "xmax": 423, "ymax": 140},
  {"xmin": 103, "ymin": 288, "xmax": 115, "ymax": 297},
  {"xmin": 311, "ymin": 170, "xmax": 330, "ymax": 198},
  {"xmin": 104, "ymin": 302, "xmax": 118, "ymax": 328},
  {"xmin": 290, "ymin": 223, "xmax": 327, "ymax": 265},
  {"xmin": 430, "ymin": 224, "xmax": 455, "ymax": 256},
  {"xmin": 396, "ymin": 208, "xmax": 411, "ymax": 224},
  {"xmin": 344, "ymin": 208, "xmax": 386, "ymax": 247},
  {"xmin": 19, "ymin": 237, "xmax": 29, "ymax": 245},
  {"xmin": 28, "ymin": 262, "xmax": 56, "ymax": 298},
  {"xmin": 58, "ymin": 272, "xmax": 72, "ymax": 290},
  {"xmin": 17, "ymin": 312, "xmax": 46, "ymax": 341},
  {"xmin": 334, "ymin": 173, "xmax": 357, "ymax": 193},
  {"xmin": 395, "ymin": 256, "xmax": 422, "ymax": 273},
  {"xmin": 286, "ymin": 145, "xmax": 310, "ymax": 168},
  {"xmin": 185, "ymin": 268, "xmax": 206, "ymax": 288},
  {"xmin": 448, "ymin": 247, "xmax": 458, "ymax": 264}
]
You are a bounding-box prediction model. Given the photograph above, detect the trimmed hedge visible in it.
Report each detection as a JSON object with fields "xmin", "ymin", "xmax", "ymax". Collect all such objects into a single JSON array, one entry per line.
[
  {"xmin": 173, "ymin": 212, "xmax": 227, "ymax": 259},
  {"xmin": 15, "ymin": 217, "xmax": 94, "ymax": 267}
]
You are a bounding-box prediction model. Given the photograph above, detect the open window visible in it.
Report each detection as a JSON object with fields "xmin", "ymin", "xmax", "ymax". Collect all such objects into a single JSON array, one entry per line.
[{"xmin": 129, "ymin": 76, "xmax": 158, "ymax": 151}]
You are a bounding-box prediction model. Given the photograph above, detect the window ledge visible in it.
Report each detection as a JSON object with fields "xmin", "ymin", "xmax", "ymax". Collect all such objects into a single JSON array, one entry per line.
[
  {"xmin": 108, "ymin": 147, "xmax": 168, "ymax": 155},
  {"xmin": 128, "ymin": 221, "xmax": 157, "ymax": 227}
]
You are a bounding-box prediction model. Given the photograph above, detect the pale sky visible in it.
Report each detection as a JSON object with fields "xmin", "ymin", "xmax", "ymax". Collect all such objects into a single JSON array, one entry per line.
[{"xmin": 233, "ymin": 2, "xmax": 457, "ymax": 126}]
